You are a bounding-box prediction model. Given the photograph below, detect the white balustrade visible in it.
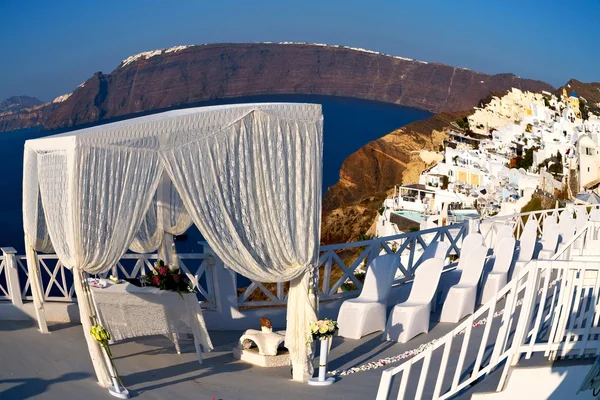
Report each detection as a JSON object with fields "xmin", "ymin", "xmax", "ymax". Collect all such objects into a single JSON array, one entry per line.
[{"xmin": 376, "ymin": 222, "xmax": 600, "ymax": 400}]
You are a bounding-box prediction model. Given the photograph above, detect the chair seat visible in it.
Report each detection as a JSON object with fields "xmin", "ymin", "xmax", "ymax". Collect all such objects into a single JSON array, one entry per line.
[
  {"xmin": 451, "ymin": 283, "xmax": 477, "ymax": 290},
  {"xmin": 394, "ymin": 301, "xmax": 429, "ymax": 310}
]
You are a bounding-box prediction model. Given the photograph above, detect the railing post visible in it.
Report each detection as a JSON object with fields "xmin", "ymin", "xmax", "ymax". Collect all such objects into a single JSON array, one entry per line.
[
  {"xmin": 2, "ymin": 247, "xmax": 22, "ymax": 308},
  {"xmin": 211, "ymin": 256, "xmax": 243, "ymax": 321}
]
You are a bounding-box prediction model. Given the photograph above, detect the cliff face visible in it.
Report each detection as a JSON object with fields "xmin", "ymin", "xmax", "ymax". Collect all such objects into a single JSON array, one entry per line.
[
  {"xmin": 321, "ymin": 111, "xmax": 470, "ymax": 244},
  {"xmin": 1, "ymin": 43, "xmax": 553, "ymax": 132}
]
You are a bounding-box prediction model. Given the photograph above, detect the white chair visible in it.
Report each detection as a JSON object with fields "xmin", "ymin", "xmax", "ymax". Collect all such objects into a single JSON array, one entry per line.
[
  {"xmin": 587, "ymin": 208, "xmax": 600, "ymax": 255},
  {"xmin": 573, "ymin": 209, "xmax": 589, "ymax": 255},
  {"xmin": 556, "ymin": 211, "xmax": 576, "ymax": 260},
  {"xmin": 510, "ymin": 219, "xmax": 539, "ymax": 280},
  {"xmin": 440, "ymin": 244, "xmax": 488, "ymax": 323},
  {"xmin": 382, "ymin": 258, "xmax": 444, "ymax": 343},
  {"xmin": 444, "ymin": 233, "xmax": 485, "ymax": 284},
  {"xmin": 480, "ymin": 237, "xmax": 516, "ymax": 305},
  {"xmin": 337, "ymin": 254, "xmax": 400, "ymax": 339},
  {"xmin": 415, "ymin": 240, "xmax": 450, "ymax": 266},
  {"xmin": 495, "ymin": 224, "xmax": 514, "ymax": 244},
  {"xmin": 538, "ymin": 220, "xmax": 560, "ymax": 260},
  {"xmin": 438, "ymin": 233, "xmax": 485, "ymax": 305}
]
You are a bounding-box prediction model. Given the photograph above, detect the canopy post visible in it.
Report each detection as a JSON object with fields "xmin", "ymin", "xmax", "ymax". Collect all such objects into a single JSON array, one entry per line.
[
  {"xmin": 24, "ymin": 240, "xmax": 48, "ymax": 333},
  {"xmin": 72, "ymin": 268, "xmax": 113, "ymax": 388},
  {"xmin": 287, "ymin": 269, "xmax": 318, "ymax": 382}
]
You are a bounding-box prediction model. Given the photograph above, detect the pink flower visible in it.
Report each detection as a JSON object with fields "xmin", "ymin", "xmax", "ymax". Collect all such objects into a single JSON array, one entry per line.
[
  {"xmin": 173, "ymin": 274, "xmax": 180, "ymax": 283},
  {"xmin": 158, "ymin": 266, "xmax": 168, "ymax": 276},
  {"xmin": 153, "ymin": 276, "xmax": 160, "ymax": 285}
]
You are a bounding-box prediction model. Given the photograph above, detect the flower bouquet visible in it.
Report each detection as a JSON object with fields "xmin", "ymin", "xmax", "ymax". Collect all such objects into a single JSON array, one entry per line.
[
  {"xmin": 143, "ymin": 259, "xmax": 195, "ymax": 298},
  {"xmin": 309, "ymin": 318, "xmax": 338, "ymax": 342}
]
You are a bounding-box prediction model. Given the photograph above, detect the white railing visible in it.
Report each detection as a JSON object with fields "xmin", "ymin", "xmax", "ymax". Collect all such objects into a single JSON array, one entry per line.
[
  {"xmin": 376, "ymin": 223, "xmax": 600, "ymax": 400},
  {"xmin": 14, "ymin": 252, "xmax": 217, "ymax": 310},
  {"xmin": 480, "ymin": 204, "xmax": 600, "ymax": 245},
  {"xmin": 237, "ymin": 223, "xmax": 469, "ymax": 307},
  {"xmin": 0, "ymin": 256, "xmax": 8, "ymax": 301}
]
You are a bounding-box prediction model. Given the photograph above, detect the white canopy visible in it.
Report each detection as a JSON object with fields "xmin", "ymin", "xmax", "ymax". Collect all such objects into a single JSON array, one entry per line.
[{"xmin": 23, "ymin": 103, "xmax": 323, "ymax": 385}]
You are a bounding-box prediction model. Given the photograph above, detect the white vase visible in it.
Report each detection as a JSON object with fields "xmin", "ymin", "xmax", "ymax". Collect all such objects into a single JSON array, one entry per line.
[{"xmin": 308, "ymin": 338, "xmax": 335, "ymax": 386}]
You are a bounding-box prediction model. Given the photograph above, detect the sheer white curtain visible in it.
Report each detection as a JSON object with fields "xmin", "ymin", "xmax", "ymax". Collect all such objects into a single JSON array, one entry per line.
[
  {"xmin": 22, "ymin": 147, "xmax": 53, "ymax": 333},
  {"xmin": 161, "ymin": 110, "xmax": 323, "ymax": 380},
  {"xmin": 129, "ymin": 171, "xmax": 193, "ymax": 254},
  {"xmin": 34, "ymin": 146, "xmax": 163, "ymax": 387}
]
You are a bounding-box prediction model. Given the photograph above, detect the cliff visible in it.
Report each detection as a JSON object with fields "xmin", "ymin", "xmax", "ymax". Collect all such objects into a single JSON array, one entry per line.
[
  {"xmin": 1, "ymin": 43, "xmax": 554, "ymax": 132},
  {"xmin": 321, "ymin": 111, "xmax": 470, "ymax": 244}
]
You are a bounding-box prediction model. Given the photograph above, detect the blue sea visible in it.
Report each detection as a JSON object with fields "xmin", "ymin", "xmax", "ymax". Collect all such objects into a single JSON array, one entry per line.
[{"xmin": 1, "ymin": 95, "xmax": 431, "ymax": 253}]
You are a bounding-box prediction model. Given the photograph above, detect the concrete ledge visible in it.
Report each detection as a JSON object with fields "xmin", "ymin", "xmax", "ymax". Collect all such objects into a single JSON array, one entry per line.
[{"xmin": 0, "ymin": 302, "xmax": 80, "ymax": 323}]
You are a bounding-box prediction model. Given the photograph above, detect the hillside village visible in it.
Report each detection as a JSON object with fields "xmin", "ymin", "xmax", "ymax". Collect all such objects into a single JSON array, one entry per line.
[{"xmin": 377, "ymin": 86, "xmax": 600, "ymax": 236}]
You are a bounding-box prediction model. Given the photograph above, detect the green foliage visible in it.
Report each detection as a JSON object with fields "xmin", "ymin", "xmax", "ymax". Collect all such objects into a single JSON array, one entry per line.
[
  {"xmin": 441, "ymin": 175, "xmax": 449, "ymax": 190},
  {"xmin": 543, "ymin": 97, "xmax": 551, "ymax": 108},
  {"xmin": 520, "ymin": 197, "xmax": 543, "ymax": 214},
  {"xmin": 525, "ymin": 123, "xmax": 533, "ymax": 133},
  {"xmin": 580, "ymin": 98, "xmax": 590, "ymax": 121},
  {"xmin": 523, "ymin": 147, "xmax": 537, "ymax": 171},
  {"xmin": 456, "ymin": 116, "xmax": 470, "ymax": 130},
  {"xmin": 359, "ymin": 233, "xmax": 373, "ymax": 241}
]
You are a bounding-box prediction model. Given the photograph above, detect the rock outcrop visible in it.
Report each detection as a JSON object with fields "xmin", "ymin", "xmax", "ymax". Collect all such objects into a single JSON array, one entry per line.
[
  {"xmin": 1, "ymin": 43, "xmax": 553, "ymax": 132},
  {"xmin": 321, "ymin": 111, "xmax": 469, "ymax": 244}
]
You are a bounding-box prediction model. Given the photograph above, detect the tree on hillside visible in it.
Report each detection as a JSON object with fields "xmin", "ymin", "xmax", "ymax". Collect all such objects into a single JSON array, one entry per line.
[
  {"xmin": 523, "ymin": 147, "xmax": 537, "ymax": 171},
  {"xmin": 580, "ymin": 98, "xmax": 590, "ymax": 120}
]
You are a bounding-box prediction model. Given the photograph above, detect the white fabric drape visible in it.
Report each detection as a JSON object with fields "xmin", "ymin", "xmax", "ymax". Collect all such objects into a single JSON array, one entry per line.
[
  {"xmin": 129, "ymin": 172, "xmax": 193, "ymax": 254},
  {"xmin": 36, "ymin": 147, "xmax": 163, "ymax": 274},
  {"xmin": 22, "ymin": 147, "xmax": 53, "ymax": 333},
  {"xmin": 160, "ymin": 110, "xmax": 322, "ymax": 380},
  {"xmin": 23, "ymin": 103, "xmax": 323, "ymax": 384}
]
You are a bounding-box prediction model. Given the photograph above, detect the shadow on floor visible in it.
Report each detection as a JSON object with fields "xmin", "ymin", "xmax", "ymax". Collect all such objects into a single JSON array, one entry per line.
[
  {"xmin": 0, "ymin": 372, "xmax": 90, "ymax": 399},
  {"xmin": 122, "ymin": 352, "xmax": 252, "ymax": 394}
]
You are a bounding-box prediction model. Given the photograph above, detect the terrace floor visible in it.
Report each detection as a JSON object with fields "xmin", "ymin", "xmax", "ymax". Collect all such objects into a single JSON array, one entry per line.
[{"xmin": 0, "ymin": 304, "xmax": 513, "ymax": 400}]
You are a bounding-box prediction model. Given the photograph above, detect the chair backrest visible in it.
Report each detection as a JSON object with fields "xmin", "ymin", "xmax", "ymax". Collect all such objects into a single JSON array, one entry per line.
[
  {"xmin": 541, "ymin": 221, "xmax": 560, "ymax": 252},
  {"xmin": 590, "ymin": 208, "xmax": 600, "ymax": 223},
  {"xmin": 558, "ymin": 212, "xmax": 577, "ymax": 244},
  {"xmin": 418, "ymin": 241, "xmax": 450, "ymax": 265},
  {"xmin": 576, "ymin": 210, "xmax": 589, "ymax": 232},
  {"xmin": 358, "ymin": 254, "xmax": 400, "ymax": 302},
  {"xmin": 518, "ymin": 222, "xmax": 538, "ymax": 262},
  {"xmin": 457, "ymin": 244, "xmax": 488, "ymax": 286},
  {"xmin": 521, "ymin": 216, "xmax": 539, "ymax": 237},
  {"xmin": 492, "ymin": 237, "xmax": 516, "ymax": 274},
  {"xmin": 457, "ymin": 233, "xmax": 484, "ymax": 271},
  {"xmin": 493, "ymin": 224, "xmax": 514, "ymax": 250},
  {"xmin": 407, "ymin": 258, "xmax": 444, "ymax": 304}
]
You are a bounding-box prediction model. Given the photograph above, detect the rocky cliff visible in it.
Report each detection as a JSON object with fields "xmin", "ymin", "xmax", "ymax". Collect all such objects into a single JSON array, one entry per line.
[
  {"xmin": 321, "ymin": 111, "xmax": 470, "ymax": 244},
  {"xmin": 1, "ymin": 43, "xmax": 553, "ymax": 132}
]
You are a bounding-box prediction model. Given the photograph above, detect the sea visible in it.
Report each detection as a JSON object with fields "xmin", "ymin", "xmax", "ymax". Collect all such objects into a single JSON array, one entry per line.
[{"xmin": 1, "ymin": 95, "xmax": 431, "ymax": 253}]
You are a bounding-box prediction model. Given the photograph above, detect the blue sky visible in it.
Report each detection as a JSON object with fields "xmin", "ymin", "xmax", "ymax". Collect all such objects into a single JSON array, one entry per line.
[{"xmin": 1, "ymin": 0, "xmax": 599, "ymax": 102}]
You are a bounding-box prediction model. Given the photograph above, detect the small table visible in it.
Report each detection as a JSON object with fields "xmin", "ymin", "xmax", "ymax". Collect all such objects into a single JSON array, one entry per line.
[
  {"xmin": 91, "ymin": 282, "xmax": 213, "ymax": 363},
  {"xmin": 233, "ymin": 329, "xmax": 289, "ymax": 367}
]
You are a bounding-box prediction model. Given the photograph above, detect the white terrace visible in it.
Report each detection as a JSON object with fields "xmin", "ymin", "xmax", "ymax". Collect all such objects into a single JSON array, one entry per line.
[
  {"xmin": 3, "ymin": 103, "xmax": 600, "ymax": 399},
  {"xmin": 3, "ymin": 205, "xmax": 600, "ymax": 399}
]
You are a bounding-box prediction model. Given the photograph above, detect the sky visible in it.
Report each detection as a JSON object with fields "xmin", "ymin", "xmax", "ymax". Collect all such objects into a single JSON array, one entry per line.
[{"xmin": 1, "ymin": 0, "xmax": 600, "ymax": 102}]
